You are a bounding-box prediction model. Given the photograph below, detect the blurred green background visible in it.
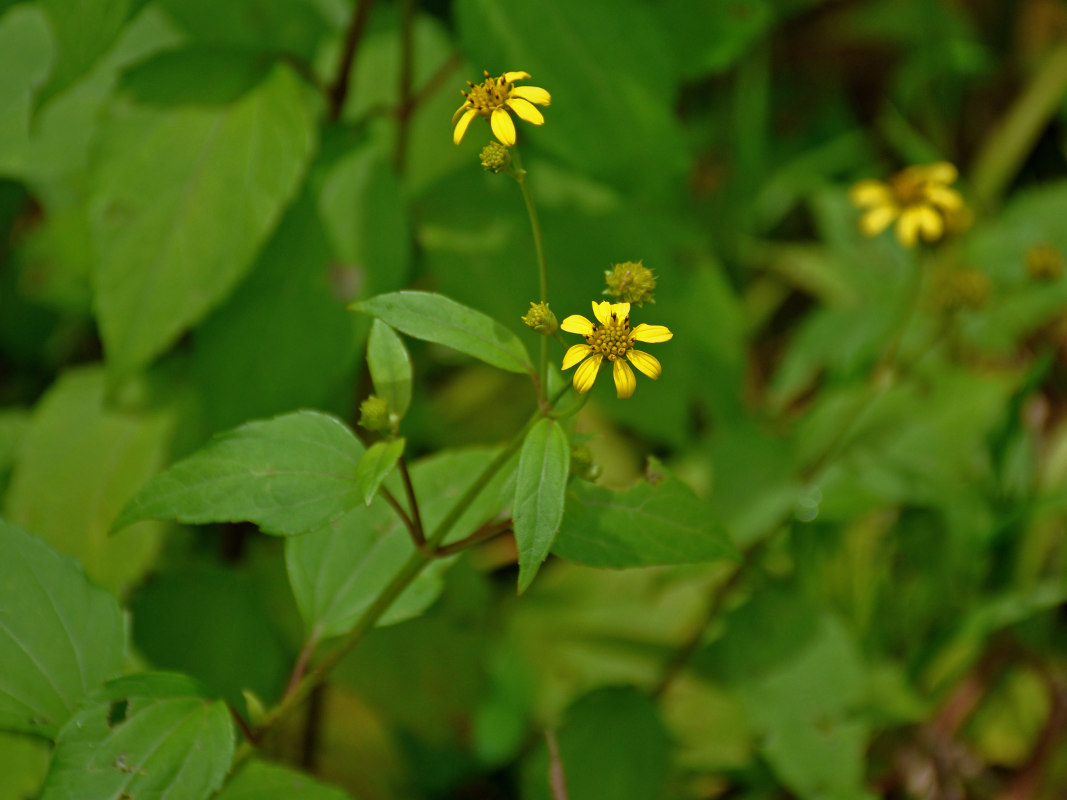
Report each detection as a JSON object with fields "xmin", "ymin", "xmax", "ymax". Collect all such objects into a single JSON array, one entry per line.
[{"xmin": 3, "ymin": 0, "xmax": 1067, "ymax": 797}]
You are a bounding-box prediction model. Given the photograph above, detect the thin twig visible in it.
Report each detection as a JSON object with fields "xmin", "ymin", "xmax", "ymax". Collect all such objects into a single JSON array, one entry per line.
[
  {"xmin": 394, "ymin": 0, "xmax": 416, "ymax": 172},
  {"xmin": 228, "ymin": 704, "xmax": 257, "ymax": 745},
  {"xmin": 432, "ymin": 519, "xmax": 512, "ymax": 558},
  {"xmin": 398, "ymin": 457, "xmax": 425, "ymax": 542},
  {"xmin": 327, "ymin": 0, "xmax": 376, "ymax": 122},
  {"xmin": 545, "ymin": 729, "xmax": 570, "ymax": 800},
  {"xmin": 285, "ymin": 632, "xmax": 321, "ymax": 700}
]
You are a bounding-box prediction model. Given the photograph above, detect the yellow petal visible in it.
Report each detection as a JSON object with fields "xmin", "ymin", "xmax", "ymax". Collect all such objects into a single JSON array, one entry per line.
[
  {"xmin": 609, "ymin": 302, "xmax": 630, "ymax": 321},
  {"xmin": 613, "ymin": 360, "xmax": 636, "ymax": 398},
  {"xmin": 573, "ymin": 353, "xmax": 603, "ymax": 393},
  {"xmin": 490, "ymin": 107, "xmax": 516, "ymax": 146},
  {"xmin": 916, "ymin": 161, "xmax": 958, "ymax": 185},
  {"xmin": 562, "ymin": 344, "xmax": 592, "ymax": 370},
  {"xmin": 452, "ymin": 102, "xmax": 472, "ymax": 126},
  {"xmin": 895, "ymin": 206, "xmax": 940, "ymax": 248},
  {"xmin": 504, "ymin": 71, "xmax": 531, "ymax": 82},
  {"xmin": 452, "ymin": 108, "xmax": 477, "ymax": 144},
  {"xmin": 849, "ymin": 180, "xmax": 893, "ymax": 208},
  {"xmin": 923, "ymin": 185, "xmax": 963, "ymax": 211},
  {"xmin": 592, "ymin": 300, "xmax": 613, "ymax": 326},
  {"xmin": 859, "ymin": 205, "xmax": 897, "ymax": 237},
  {"xmin": 511, "ymin": 85, "xmax": 551, "ymax": 106},
  {"xmin": 631, "ymin": 323, "xmax": 673, "ymax": 343},
  {"xmin": 626, "ymin": 349, "xmax": 661, "ymax": 380},
  {"xmin": 560, "ymin": 314, "xmax": 594, "ymax": 335},
  {"xmin": 915, "ymin": 206, "xmax": 944, "ymax": 242},
  {"xmin": 506, "ymin": 97, "xmax": 544, "ymax": 125}
]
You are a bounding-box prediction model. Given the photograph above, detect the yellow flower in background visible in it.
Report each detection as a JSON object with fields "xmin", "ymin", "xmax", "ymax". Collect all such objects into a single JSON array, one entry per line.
[
  {"xmin": 452, "ymin": 70, "xmax": 551, "ymax": 147},
  {"xmin": 561, "ymin": 301, "xmax": 673, "ymax": 399},
  {"xmin": 849, "ymin": 162, "xmax": 967, "ymax": 248}
]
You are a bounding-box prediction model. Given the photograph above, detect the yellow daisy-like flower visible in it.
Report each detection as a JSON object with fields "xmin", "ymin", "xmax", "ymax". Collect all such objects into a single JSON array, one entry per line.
[
  {"xmin": 849, "ymin": 162, "xmax": 967, "ymax": 248},
  {"xmin": 560, "ymin": 301, "xmax": 673, "ymax": 399},
  {"xmin": 452, "ymin": 70, "xmax": 551, "ymax": 147}
]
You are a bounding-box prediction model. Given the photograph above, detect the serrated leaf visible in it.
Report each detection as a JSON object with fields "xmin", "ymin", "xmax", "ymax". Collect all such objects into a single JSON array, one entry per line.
[
  {"xmin": 115, "ymin": 411, "xmax": 364, "ymax": 536},
  {"xmin": 0, "ymin": 520, "xmax": 125, "ymax": 739},
  {"xmin": 216, "ymin": 761, "xmax": 354, "ymax": 800},
  {"xmin": 355, "ymin": 438, "xmax": 405, "ymax": 506},
  {"xmin": 91, "ymin": 63, "xmax": 317, "ymax": 378},
  {"xmin": 286, "ymin": 448, "xmax": 515, "ymax": 638},
  {"xmin": 40, "ymin": 672, "xmax": 233, "ymax": 800},
  {"xmin": 514, "ymin": 418, "xmax": 569, "ymax": 594},
  {"xmin": 367, "ymin": 320, "xmax": 412, "ymax": 419},
  {"xmin": 552, "ymin": 458, "xmax": 738, "ymax": 568},
  {"xmin": 351, "ymin": 291, "xmax": 533, "ymax": 375}
]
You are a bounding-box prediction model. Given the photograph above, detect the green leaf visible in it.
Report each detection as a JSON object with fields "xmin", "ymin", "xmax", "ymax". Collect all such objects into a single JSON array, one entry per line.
[
  {"xmin": 117, "ymin": 46, "xmax": 273, "ymax": 106},
  {"xmin": 522, "ymin": 688, "xmax": 672, "ymax": 800},
  {"xmin": 40, "ymin": 673, "xmax": 233, "ymax": 800},
  {"xmin": 286, "ymin": 448, "xmax": 515, "ymax": 639},
  {"xmin": 351, "ymin": 291, "xmax": 533, "ymax": 375},
  {"xmin": 0, "ymin": 520, "xmax": 125, "ymax": 739},
  {"xmin": 355, "ymin": 438, "xmax": 405, "ymax": 507},
  {"xmin": 3, "ymin": 367, "xmax": 174, "ymax": 593},
  {"xmin": 367, "ymin": 320, "xmax": 412, "ymax": 419},
  {"xmin": 514, "ymin": 418, "xmax": 570, "ymax": 594},
  {"xmin": 552, "ymin": 458, "xmax": 738, "ymax": 568},
  {"xmin": 0, "ymin": 730, "xmax": 50, "ymax": 800},
  {"xmin": 216, "ymin": 761, "xmax": 354, "ymax": 800},
  {"xmin": 114, "ymin": 411, "xmax": 364, "ymax": 536},
  {"xmin": 91, "ymin": 62, "xmax": 317, "ymax": 378}
]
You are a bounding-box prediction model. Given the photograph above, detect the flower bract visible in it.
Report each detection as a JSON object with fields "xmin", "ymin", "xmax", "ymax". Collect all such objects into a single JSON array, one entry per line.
[
  {"xmin": 560, "ymin": 301, "xmax": 673, "ymax": 399},
  {"xmin": 849, "ymin": 162, "xmax": 967, "ymax": 248},
  {"xmin": 452, "ymin": 70, "xmax": 551, "ymax": 147}
]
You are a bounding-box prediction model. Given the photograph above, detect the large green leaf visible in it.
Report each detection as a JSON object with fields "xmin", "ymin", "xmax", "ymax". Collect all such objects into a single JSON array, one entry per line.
[
  {"xmin": 91, "ymin": 62, "xmax": 317, "ymax": 378},
  {"xmin": 286, "ymin": 448, "xmax": 515, "ymax": 639},
  {"xmin": 3, "ymin": 367, "xmax": 174, "ymax": 593},
  {"xmin": 216, "ymin": 761, "xmax": 354, "ymax": 800},
  {"xmin": 351, "ymin": 291, "xmax": 534, "ymax": 375},
  {"xmin": 0, "ymin": 520, "xmax": 125, "ymax": 739},
  {"xmin": 367, "ymin": 320, "xmax": 412, "ymax": 419},
  {"xmin": 552, "ymin": 458, "xmax": 738, "ymax": 568},
  {"xmin": 40, "ymin": 673, "xmax": 233, "ymax": 800},
  {"xmin": 514, "ymin": 418, "xmax": 569, "ymax": 594},
  {"xmin": 115, "ymin": 411, "xmax": 364, "ymax": 536}
]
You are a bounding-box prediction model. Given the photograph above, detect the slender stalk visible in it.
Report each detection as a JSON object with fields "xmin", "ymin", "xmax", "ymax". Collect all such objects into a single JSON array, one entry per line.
[
  {"xmin": 510, "ymin": 145, "xmax": 550, "ymax": 397},
  {"xmin": 432, "ymin": 518, "xmax": 511, "ymax": 558},
  {"xmin": 327, "ymin": 0, "xmax": 376, "ymax": 122},
  {"xmin": 546, "ymin": 729, "xmax": 570, "ymax": 800},
  {"xmin": 394, "ymin": 0, "xmax": 416, "ymax": 171},
  {"xmin": 398, "ymin": 457, "xmax": 425, "ymax": 542}
]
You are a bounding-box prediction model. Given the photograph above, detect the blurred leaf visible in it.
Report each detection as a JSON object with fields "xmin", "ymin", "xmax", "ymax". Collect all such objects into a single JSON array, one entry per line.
[
  {"xmin": 522, "ymin": 687, "xmax": 672, "ymax": 800},
  {"xmin": 0, "ymin": 409, "xmax": 27, "ymax": 495},
  {"xmin": 655, "ymin": 0, "xmax": 775, "ymax": 78},
  {"xmin": 91, "ymin": 63, "xmax": 317, "ymax": 378},
  {"xmin": 367, "ymin": 320, "xmax": 412, "ymax": 420},
  {"xmin": 216, "ymin": 761, "xmax": 354, "ymax": 800},
  {"xmin": 41, "ymin": 673, "xmax": 233, "ymax": 800},
  {"xmin": 355, "ymin": 438, "xmax": 405, "ymax": 507},
  {"xmin": 117, "ymin": 46, "xmax": 274, "ymax": 105},
  {"xmin": 0, "ymin": 731, "xmax": 50, "ymax": 800},
  {"xmin": 352, "ymin": 291, "xmax": 534, "ymax": 375},
  {"xmin": 514, "ymin": 418, "xmax": 570, "ymax": 594},
  {"xmin": 115, "ymin": 411, "xmax": 363, "ymax": 536},
  {"xmin": 287, "ymin": 447, "xmax": 515, "ymax": 639},
  {"xmin": 3, "ymin": 367, "xmax": 174, "ymax": 593},
  {"xmin": 553, "ymin": 457, "xmax": 737, "ymax": 568},
  {"xmin": 0, "ymin": 520, "xmax": 125, "ymax": 739}
]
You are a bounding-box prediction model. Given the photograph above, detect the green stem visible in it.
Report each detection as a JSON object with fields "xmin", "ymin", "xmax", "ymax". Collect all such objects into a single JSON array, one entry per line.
[{"xmin": 510, "ymin": 145, "xmax": 550, "ymax": 396}]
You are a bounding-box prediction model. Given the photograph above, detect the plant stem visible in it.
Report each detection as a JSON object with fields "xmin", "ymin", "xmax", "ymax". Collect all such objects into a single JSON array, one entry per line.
[
  {"xmin": 327, "ymin": 0, "xmax": 376, "ymax": 122},
  {"xmin": 510, "ymin": 145, "xmax": 550, "ymax": 397},
  {"xmin": 394, "ymin": 0, "xmax": 416, "ymax": 171}
]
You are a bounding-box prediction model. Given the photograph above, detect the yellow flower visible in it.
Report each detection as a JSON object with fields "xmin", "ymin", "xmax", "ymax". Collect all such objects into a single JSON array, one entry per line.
[
  {"xmin": 849, "ymin": 162, "xmax": 966, "ymax": 248},
  {"xmin": 452, "ymin": 70, "xmax": 551, "ymax": 147},
  {"xmin": 560, "ymin": 301, "xmax": 673, "ymax": 399}
]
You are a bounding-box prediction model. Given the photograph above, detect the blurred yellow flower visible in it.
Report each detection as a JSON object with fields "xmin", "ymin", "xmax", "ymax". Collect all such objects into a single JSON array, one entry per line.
[
  {"xmin": 452, "ymin": 70, "xmax": 551, "ymax": 147},
  {"xmin": 850, "ymin": 162, "xmax": 967, "ymax": 248},
  {"xmin": 560, "ymin": 301, "xmax": 673, "ymax": 399}
]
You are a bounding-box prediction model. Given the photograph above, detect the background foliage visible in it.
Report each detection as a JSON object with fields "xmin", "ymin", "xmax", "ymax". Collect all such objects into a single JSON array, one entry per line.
[{"xmin": 3, "ymin": 0, "xmax": 1067, "ymax": 798}]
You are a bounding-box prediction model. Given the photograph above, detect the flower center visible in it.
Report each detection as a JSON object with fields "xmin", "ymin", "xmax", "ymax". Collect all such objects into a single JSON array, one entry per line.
[
  {"xmin": 462, "ymin": 71, "xmax": 512, "ymax": 115},
  {"xmin": 585, "ymin": 312, "xmax": 633, "ymax": 362},
  {"xmin": 890, "ymin": 172, "xmax": 933, "ymax": 206}
]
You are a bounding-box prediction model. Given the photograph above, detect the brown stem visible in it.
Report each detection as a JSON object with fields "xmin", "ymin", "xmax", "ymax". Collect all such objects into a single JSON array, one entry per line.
[
  {"xmin": 398, "ymin": 457, "xmax": 425, "ymax": 542},
  {"xmin": 229, "ymin": 704, "xmax": 257, "ymax": 745},
  {"xmin": 380, "ymin": 485, "xmax": 422, "ymax": 547},
  {"xmin": 431, "ymin": 518, "xmax": 512, "ymax": 558},
  {"xmin": 327, "ymin": 0, "xmax": 376, "ymax": 122},
  {"xmin": 545, "ymin": 729, "xmax": 570, "ymax": 800},
  {"xmin": 394, "ymin": 0, "xmax": 416, "ymax": 172},
  {"xmin": 285, "ymin": 631, "xmax": 321, "ymax": 700}
]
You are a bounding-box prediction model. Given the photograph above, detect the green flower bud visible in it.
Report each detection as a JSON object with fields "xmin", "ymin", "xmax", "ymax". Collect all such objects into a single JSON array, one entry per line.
[
  {"xmin": 521, "ymin": 301, "xmax": 557, "ymax": 335},
  {"xmin": 359, "ymin": 395, "xmax": 392, "ymax": 432},
  {"xmin": 603, "ymin": 261, "xmax": 657, "ymax": 305},
  {"xmin": 930, "ymin": 266, "xmax": 991, "ymax": 311},
  {"xmin": 570, "ymin": 444, "xmax": 601, "ymax": 482},
  {"xmin": 480, "ymin": 141, "xmax": 511, "ymax": 174}
]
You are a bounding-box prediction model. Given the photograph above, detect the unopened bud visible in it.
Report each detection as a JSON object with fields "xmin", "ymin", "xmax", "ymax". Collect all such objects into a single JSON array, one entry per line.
[
  {"xmin": 480, "ymin": 141, "xmax": 511, "ymax": 174},
  {"xmin": 359, "ymin": 395, "xmax": 392, "ymax": 432},
  {"xmin": 603, "ymin": 260, "xmax": 657, "ymax": 305},
  {"xmin": 521, "ymin": 301, "xmax": 557, "ymax": 335}
]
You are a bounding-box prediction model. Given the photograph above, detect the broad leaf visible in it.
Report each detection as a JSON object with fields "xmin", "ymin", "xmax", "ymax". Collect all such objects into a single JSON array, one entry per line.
[
  {"xmin": 552, "ymin": 458, "xmax": 738, "ymax": 568},
  {"xmin": 92, "ymin": 63, "xmax": 317, "ymax": 378},
  {"xmin": 41, "ymin": 673, "xmax": 233, "ymax": 800},
  {"xmin": 287, "ymin": 448, "xmax": 515, "ymax": 639},
  {"xmin": 115, "ymin": 411, "xmax": 364, "ymax": 536},
  {"xmin": 0, "ymin": 520, "xmax": 125, "ymax": 739},
  {"xmin": 351, "ymin": 291, "xmax": 534, "ymax": 375},
  {"xmin": 367, "ymin": 320, "xmax": 412, "ymax": 419},
  {"xmin": 216, "ymin": 761, "xmax": 354, "ymax": 800},
  {"xmin": 355, "ymin": 438, "xmax": 405, "ymax": 506},
  {"xmin": 514, "ymin": 418, "xmax": 570, "ymax": 594}
]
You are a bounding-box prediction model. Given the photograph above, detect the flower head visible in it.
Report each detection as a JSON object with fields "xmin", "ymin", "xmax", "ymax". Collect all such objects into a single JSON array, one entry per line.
[
  {"xmin": 603, "ymin": 261, "xmax": 657, "ymax": 305},
  {"xmin": 850, "ymin": 162, "xmax": 967, "ymax": 248},
  {"xmin": 521, "ymin": 301, "xmax": 557, "ymax": 335},
  {"xmin": 480, "ymin": 141, "xmax": 512, "ymax": 173},
  {"xmin": 560, "ymin": 301, "xmax": 673, "ymax": 399},
  {"xmin": 452, "ymin": 70, "xmax": 551, "ymax": 147}
]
